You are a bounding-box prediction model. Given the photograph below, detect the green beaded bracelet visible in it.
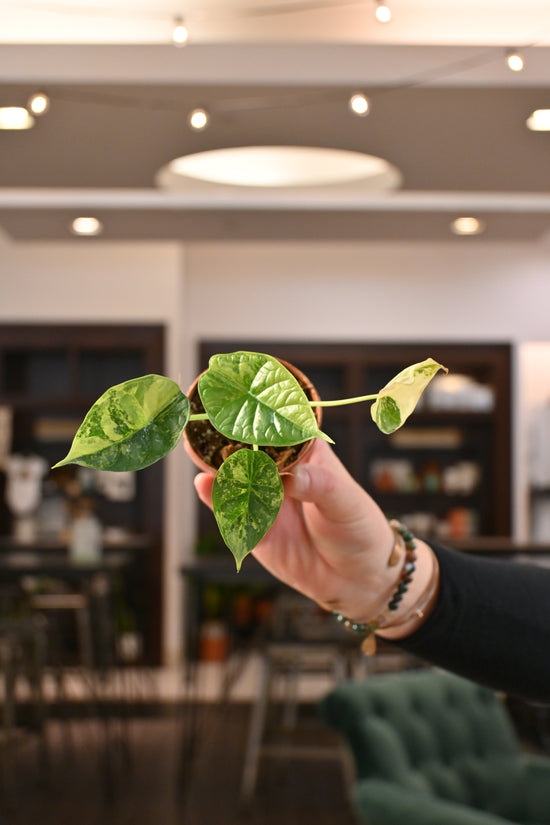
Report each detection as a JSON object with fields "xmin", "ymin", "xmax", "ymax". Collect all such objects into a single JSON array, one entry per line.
[{"xmin": 332, "ymin": 520, "xmax": 417, "ymax": 653}]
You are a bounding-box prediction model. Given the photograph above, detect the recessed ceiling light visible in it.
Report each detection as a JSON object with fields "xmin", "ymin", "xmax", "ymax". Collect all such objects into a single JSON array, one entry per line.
[
  {"xmin": 375, "ymin": 2, "xmax": 392, "ymax": 23},
  {"xmin": 0, "ymin": 107, "xmax": 34, "ymax": 130},
  {"xmin": 450, "ymin": 216, "xmax": 485, "ymax": 236},
  {"xmin": 172, "ymin": 17, "xmax": 188, "ymax": 47},
  {"xmin": 157, "ymin": 146, "xmax": 401, "ymax": 190},
  {"xmin": 70, "ymin": 217, "xmax": 103, "ymax": 236},
  {"xmin": 349, "ymin": 93, "xmax": 370, "ymax": 117},
  {"xmin": 526, "ymin": 109, "xmax": 550, "ymax": 131},
  {"xmin": 188, "ymin": 108, "xmax": 209, "ymax": 130},
  {"xmin": 28, "ymin": 92, "xmax": 50, "ymax": 115},
  {"xmin": 506, "ymin": 50, "xmax": 524, "ymax": 72}
]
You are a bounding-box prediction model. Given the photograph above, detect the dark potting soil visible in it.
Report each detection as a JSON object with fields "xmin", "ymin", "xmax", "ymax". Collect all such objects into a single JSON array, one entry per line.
[
  {"xmin": 185, "ymin": 391, "xmax": 302, "ymax": 470},
  {"xmin": 185, "ymin": 364, "xmax": 321, "ymax": 471}
]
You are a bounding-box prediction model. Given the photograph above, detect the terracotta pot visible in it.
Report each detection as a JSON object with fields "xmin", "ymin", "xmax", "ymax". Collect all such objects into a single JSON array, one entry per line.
[{"xmin": 183, "ymin": 357, "xmax": 322, "ymax": 476}]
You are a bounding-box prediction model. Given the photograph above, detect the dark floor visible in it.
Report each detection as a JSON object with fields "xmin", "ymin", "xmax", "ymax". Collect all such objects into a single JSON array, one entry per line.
[{"xmin": 4, "ymin": 701, "xmax": 356, "ymax": 825}]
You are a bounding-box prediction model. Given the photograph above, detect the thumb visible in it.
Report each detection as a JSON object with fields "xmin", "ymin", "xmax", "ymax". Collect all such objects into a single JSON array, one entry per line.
[
  {"xmin": 193, "ymin": 472, "xmax": 214, "ymax": 509},
  {"xmin": 285, "ymin": 460, "xmax": 370, "ymax": 525}
]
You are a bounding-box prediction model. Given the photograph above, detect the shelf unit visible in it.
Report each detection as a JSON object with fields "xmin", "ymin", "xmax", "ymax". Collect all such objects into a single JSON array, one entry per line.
[
  {"xmin": 0, "ymin": 324, "xmax": 165, "ymax": 665},
  {"xmin": 197, "ymin": 341, "xmax": 512, "ymax": 544}
]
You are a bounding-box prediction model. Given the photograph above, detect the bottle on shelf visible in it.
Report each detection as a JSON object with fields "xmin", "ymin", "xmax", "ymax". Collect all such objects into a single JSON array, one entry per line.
[{"xmin": 69, "ymin": 496, "xmax": 102, "ymax": 563}]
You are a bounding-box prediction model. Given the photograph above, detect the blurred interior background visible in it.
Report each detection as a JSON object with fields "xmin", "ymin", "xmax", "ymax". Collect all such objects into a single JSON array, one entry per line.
[{"xmin": 1, "ymin": 3, "xmax": 550, "ymax": 823}]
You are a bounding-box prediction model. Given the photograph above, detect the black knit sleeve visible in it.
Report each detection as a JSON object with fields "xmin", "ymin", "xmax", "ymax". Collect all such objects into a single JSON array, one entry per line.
[{"xmin": 393, "ymin": 542, "xmax": 550, "ymax": 704}]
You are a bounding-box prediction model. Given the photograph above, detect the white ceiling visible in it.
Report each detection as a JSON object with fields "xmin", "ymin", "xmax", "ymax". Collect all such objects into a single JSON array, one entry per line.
[
  {"xmin": 2, "ymin": 0, "xmax": 550, "ymax": 46},
  {"xmin": 1, "ymin": 1, "xmax": 549, "ymax": 241}
]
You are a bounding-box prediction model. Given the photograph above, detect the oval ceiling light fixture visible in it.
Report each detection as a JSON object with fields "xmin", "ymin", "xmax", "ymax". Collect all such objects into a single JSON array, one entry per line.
[
  {"xmin": 0, "ymin": 107, "xmax": 34, "ymax": 130},
  {"xmin": 156, "ymin": 146, "xmax": 401, "ymax": 190},
  {"xmin": 70, "ymin": 216, "xmax": 103, "ymax": 237},
  {"xmin": 526, "ymin": 109, "xmax": 550, "ymax": 131},
  {"xmin": 450, "ymin": 216, "xmax": 486, "ymax": 236}
]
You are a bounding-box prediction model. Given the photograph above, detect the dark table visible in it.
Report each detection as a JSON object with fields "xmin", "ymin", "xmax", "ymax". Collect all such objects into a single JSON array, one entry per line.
[
  {"xmin": 0, "ymin": 532, "xmax": 150, "ymax": 554},
  {"xmin": 0, "ymin": 548, "xmax": 133, "ymax": 671},
  {"xmin": 0, "ymin": 546, "xmax": 137, "ymax": 800},
  {"xmin": 180, "ymin": 554, "xmax": 280, "ymax": 669},
  {"xmin": 0, "ymin": 548, "xmax": 131, "ymax": 579},
  {"xmin": 180, "ymin": 540, "xmax": 550, "ymax": 678}
]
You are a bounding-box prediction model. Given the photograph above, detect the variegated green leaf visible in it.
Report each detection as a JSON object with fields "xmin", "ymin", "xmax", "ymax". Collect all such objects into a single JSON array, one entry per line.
[
  {"xmin": 212, "ymin": 448, "xmax": 284, "ymax": 570},
  {"xmin": 371, "ymin": 358, "xmax": 448, "ymax": 434},
  {"xmin": 198, "ymin": 351, "xmax": 332, "ymax": 447},
  {"xmin": 53, "ymin": 374, "xmax": 189, "ymax": 471}
]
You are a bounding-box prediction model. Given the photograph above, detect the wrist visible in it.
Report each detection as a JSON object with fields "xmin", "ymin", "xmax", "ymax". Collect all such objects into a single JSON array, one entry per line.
[
  {"xmin": 377, "ymin": 540, "xmax": 439, "ymax": 640},
  {"xmin": 317, "ymin": 518, "xmax": 403, "ymax": 621},
  {"xmin": 330, "ymin": 526, "xmax": 440, "ymax": 654}
]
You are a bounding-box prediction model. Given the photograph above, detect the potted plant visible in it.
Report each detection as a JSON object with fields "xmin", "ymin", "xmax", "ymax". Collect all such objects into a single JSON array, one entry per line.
[
  {"xmin": 53, "ymin": 351, "xmax": 446, "ymax": 569},
  {"xmin": 183, "ymin": 356, "xmax": 323, "ymax": 476}
]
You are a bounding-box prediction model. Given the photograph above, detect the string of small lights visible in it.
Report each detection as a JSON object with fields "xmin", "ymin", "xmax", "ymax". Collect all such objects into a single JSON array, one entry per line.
[{"xmin": 0, "ymin": 38, "xmax": 535, "ymax": 135}]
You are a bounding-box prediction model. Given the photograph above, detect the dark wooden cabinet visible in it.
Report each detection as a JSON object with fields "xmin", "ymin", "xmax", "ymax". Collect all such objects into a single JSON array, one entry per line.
[
  {"xmin": 197, "ymin": 341, "xmax": 512, "ymax": 544},
  {"xmin": 0, "ymin": 324, "xmax": 165, "ymax": 664}
]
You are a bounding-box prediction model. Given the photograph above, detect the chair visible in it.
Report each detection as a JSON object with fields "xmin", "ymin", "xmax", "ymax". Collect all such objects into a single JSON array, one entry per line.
[
  {"xmin": 27, "ymin": 578, "xmax": 130, "ymax": 801},
  {"xmin": 0, "ymin": 614, "xmax": 48, "ymax": 801},
  {"xmin": 240, "ymin": 592, "xmax": 355, "ymax": 803},
  {"xmin": 319, "ymin": 668, "xmax": 550, "ymax": 825},
  {"xmin": 25, "ymin": 570, "xmax": 119, "ymax": 697}
]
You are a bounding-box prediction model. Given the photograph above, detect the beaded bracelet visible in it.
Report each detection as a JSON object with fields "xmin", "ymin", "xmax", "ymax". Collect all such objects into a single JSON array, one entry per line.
[
  {"xmin": 379, "ymin": 550, "xmax": 439, "ymax": 633},
  {"xmin": 333, "ymin": 519, "xmax": 419, "ymax": 655}
]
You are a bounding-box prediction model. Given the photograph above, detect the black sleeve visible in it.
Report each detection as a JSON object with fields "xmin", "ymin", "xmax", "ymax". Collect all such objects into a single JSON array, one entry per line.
[{"xmin": 393, "ymin": 542, "xmax": 550, "ymax": 704}]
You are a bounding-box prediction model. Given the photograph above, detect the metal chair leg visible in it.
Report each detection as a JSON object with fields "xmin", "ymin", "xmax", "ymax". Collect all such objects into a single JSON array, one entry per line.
[
  {"xmin": 0, "ymin": 618, "xmax": 48, "ymax": 801},
  {"xmin": 1, "ymin": 639, "xmax": 17, "ymax": 801},
  {"xmin": 29, "ymin": 618, "xmax": 49, "ymax": 781},
  {"xmin": 240, "ymin": 654, "xmax": 272, "ymax": 804}
]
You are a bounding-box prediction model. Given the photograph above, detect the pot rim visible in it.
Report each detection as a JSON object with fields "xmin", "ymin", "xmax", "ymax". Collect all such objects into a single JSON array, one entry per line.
[{"xmin": 183, "ymin": 356, "xmax": 322, "ymax": 476}]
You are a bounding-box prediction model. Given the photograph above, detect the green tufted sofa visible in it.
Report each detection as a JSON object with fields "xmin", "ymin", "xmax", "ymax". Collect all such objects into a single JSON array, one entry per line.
[{"xmin": 319, "ymin": 668, "xmax": 550, "ymax": 825}]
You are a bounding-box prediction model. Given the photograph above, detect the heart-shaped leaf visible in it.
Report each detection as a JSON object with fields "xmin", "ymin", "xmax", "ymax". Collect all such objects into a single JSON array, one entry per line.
[
  {"xmin": 198, "ymin": 351, "xmax": 332, "ymax": 447},
  {"xmin": 53, "ymin": 374, "xmax": 189, "ymax": 471},
  {"xmin": 212, "ymin": 448, "xmax": 284, "ymax": 570},
  {"xmin": 371, "ymin": 358, "xmax": 448, "ymax": 434}
]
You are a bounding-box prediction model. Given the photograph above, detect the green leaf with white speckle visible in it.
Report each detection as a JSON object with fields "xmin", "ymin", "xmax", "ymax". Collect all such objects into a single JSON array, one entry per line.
[
  {"xmin": 52, "ymin": 374, "xmax": 189, "ymax": 471},
  {"xmin": 199, "ymin": 351, "xmax": 332, "ymax": 447},
  {"xmin": 212, "ymin": 449, "xmax": 284, "ymax": 570},
  {"xmin": 371, "ymin": 358, "xmax": 447, "ymax": 434}
]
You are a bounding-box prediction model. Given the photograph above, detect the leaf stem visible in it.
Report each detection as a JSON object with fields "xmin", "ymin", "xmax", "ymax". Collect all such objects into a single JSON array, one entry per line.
[
  {"xmin": 309, "ymin": 393, "xmax": 379, "ymax": 408},
  {"xmin": 189, "ymin": 413, "xmax": 210, "ymax": 421}
]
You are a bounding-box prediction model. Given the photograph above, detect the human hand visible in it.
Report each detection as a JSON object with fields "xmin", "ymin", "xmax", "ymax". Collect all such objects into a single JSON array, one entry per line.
[{"xmin": 193, "ymin": 439, "xmax": 407, "ymax": 623}]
